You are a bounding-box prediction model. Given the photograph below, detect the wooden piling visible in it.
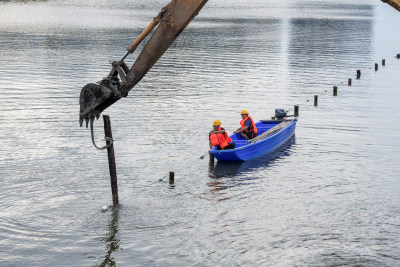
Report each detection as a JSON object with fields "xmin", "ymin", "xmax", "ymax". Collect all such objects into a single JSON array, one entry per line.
[
  {"xmin": 382, "ymin": 59, "xmax": 385, "ymax": 66},
  {"xmin": 209, "ymin": 152, "xmax": 215, "ymax": 164},
  {"xmin": 314, "ymin": 95, "xmax": 318, "ymax": 107},
  {"xmin": 375, "ymin": 63, "xmax": 378, "ymax": 71},
  {"xmin": 397, "ymin": 54, "xmax": 400, "ymax": 59},
  {"xmin": 357, "ymin": 70, "xmax": 361, "ymax": 79},
  {"xmin": 333, "ymin": 86, "xmax": 338, "ymax": 96},
  {"xmin": 103, "ymin": 115, "xmax": 119, "ymax": 206},
  {"xmin": 348, "ymin": 78, "xmax": 352, "ymax": 86},
  {"xmin": 294, "ymin": 105, "xmax": 299, "ymax": 117},
  {"xmin": 169, "ymin": 171, "xmax": 175, "ymax": 185}
]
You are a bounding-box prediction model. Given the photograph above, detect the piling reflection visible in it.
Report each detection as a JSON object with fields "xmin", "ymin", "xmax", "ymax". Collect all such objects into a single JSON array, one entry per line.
[{"xmin": 98, "ymin": 206, "xmax": 120, "ymax": 267}]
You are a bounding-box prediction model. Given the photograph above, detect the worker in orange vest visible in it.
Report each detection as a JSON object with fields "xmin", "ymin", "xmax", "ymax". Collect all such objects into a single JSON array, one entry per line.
[
  {"xmin": 209, "ymin": 119, "xmax": 236, "ymax": 150},
  {"xmin": 234, "ymin": 110, "xmax": 258, "ymax": 140}
]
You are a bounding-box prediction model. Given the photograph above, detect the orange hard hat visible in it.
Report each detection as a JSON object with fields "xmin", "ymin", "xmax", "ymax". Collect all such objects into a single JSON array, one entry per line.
[{"xmin": 241, "ymin": 109, "xmax": 249, "ymax": 115}]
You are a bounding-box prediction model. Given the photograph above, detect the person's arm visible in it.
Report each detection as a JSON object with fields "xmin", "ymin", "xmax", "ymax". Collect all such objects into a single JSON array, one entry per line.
[
  {"xmin": 235, "ymin": 119, "xmax": 251, "ymax": 133},
  {"xmin": 234, "ymin": 126, "xmax": 248, "ymax": 133},
  {"xmin": 211, "ymin": 127, "xmax": 226, "ymax": 134},
  {"xmin": 212, "ymin": 129, "xmax": 225, "ymax": 134}
]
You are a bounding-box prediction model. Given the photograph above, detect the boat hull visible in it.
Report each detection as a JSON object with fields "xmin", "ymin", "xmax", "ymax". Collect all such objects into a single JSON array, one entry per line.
[{"xmin": 210, "ymin": 119, "xmax": 297, "ymax": 162}]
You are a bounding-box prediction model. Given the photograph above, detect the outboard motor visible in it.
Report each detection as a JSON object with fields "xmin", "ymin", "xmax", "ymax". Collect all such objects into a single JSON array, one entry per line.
[{"xmin": 275, "ymin": 108, "xmax": 287, "ymax": 120}]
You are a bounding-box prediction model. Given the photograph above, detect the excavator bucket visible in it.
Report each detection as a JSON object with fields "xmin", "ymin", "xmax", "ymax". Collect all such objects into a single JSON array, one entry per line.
[
  {"xmin": 79, "ymin": 60, "xmax": 129, "ymax": 127},
  {"xmin": 79, "ymin": 83, "xmax": 120, "ymax": 127}
]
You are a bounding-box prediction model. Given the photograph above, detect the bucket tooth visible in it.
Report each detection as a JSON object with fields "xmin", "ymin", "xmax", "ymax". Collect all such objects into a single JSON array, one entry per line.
[
  {"xmin": 85, "ymin": 118, "xmax": 89, "ymax": 128},
  {"xmin": 95, "ymin": 109, "xmax": 100, "ymax": 120}
]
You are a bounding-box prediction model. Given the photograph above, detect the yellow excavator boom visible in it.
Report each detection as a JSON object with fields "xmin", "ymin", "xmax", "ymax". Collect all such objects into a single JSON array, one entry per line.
[{"xmin": 382, "ymin": 0, "xmax": 400, "ymax": 12}]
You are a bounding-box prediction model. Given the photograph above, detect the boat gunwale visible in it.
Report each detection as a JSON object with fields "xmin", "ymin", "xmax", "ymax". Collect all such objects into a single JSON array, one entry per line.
[{"xmin": 210, "ymin": 118, "xmax": 297, "ymax": 154}]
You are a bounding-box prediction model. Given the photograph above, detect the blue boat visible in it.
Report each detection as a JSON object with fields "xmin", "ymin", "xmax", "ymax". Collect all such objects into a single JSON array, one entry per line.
[{"xmin": 209, "ymin": 119, "xmax": 297, "ymax": 162}]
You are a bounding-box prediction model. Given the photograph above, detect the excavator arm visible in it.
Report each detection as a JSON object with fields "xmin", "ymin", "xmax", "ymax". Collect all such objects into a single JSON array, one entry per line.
[
  {"xmin": 381, "ymin": 0, "xmax": 400, "ymax": 12},
  {"xmin": 79, "ymin": 0, "xmax": 208, "ymax": 127}
]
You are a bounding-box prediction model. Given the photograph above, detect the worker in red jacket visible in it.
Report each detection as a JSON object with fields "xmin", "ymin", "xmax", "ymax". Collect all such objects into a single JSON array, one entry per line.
[
  {"xmin": 234, "ymin": 109, "xmax": 258, "ymax": 140},
  {"xmin": 209, "ymin": 119, "xmax": 236, "ymax": 150}
]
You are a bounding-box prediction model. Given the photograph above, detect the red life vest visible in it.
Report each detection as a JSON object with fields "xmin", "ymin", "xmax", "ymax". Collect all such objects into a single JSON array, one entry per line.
[
  {"xmin": 209, "ymin": 127, "xmax": 232, "ymax": 149},
  {"xmin": 240, "ymin": 116, "xmax": 258, "ymax": 133}
]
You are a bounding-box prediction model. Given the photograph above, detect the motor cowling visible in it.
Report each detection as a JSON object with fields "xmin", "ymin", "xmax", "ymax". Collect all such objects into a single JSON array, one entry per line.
[{"xmin": 275, "ymin": 108, "xmax": 287, "ymax": 119}]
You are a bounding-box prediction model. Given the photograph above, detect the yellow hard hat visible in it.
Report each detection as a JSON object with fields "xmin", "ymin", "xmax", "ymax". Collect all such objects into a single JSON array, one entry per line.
[
  {"xmin": 241, "ymin": 109, "xmax": 249, "ymax": 115},
  {"xmin": 213, "ymin": 119, "xmax": 221, "ymax": 126}
]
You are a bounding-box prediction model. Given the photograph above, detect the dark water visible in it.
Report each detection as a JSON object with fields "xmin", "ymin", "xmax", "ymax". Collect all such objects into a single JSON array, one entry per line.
[{"xmin": 1, "ymin": 0, "xmax": 400, "ymax": 266}]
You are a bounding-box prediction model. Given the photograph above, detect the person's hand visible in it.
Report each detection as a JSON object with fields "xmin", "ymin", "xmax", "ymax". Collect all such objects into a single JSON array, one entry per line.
[
  {"xmin": 211, "ymin": 130, "xmax": 215, "ymax": 134},
  {"xmin": 233, "ymin": 130, "xmax": 239, "ymax": 133}
]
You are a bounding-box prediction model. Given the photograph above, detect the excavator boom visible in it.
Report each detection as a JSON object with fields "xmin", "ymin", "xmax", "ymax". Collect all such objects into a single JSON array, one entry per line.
[
  {"xmin": 382, "ymin": 0, "xmax": 400, "ymax": 12},
  {"xmin": 79, "ymin": 0, "xmax": 208, "ymax": 127}
]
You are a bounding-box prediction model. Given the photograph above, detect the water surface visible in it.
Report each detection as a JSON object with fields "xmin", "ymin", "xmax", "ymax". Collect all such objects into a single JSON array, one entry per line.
[{"xmin": 0, "ymin": 0, "xmax": 400, "ymax": 266}]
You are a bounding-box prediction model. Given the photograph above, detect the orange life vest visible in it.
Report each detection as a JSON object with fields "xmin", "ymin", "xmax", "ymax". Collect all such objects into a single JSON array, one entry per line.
[
  {"xmin": 209, "ymin": 127, "xmax": 232, "ymax": 149},
  {"xmin": 240, "ymin": 116, "xmax": 258, "ymax": 134}
]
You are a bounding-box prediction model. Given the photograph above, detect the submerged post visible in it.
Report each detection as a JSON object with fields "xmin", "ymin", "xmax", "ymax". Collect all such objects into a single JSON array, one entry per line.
[
  {"xmin": 357, "ymin": 70, "xmax": 361, "ymax": 79},
  {"xmin": 348, "ymin": 78, "xmax": 352, "ymax": 86},
  {"xmin": 333, "ymin": 86, "xmax": 338, "ymax": 96},
  {"xmin": 169, "ymin": 171, "xmax": 175, "ymax": 184},
  {"xmin": 314, "ymin": 95, "xmax": 318, "ymax": 107},
  {"xmin": 375, "ymin": 63, "xmax": 378, "ymax": 71},
  {"xmin": 397, "ymin": 54, "xmax": 400, "ymax": 59},
  {"xmin": 294, "ymin": 105, "xmax": 299, "ymax": 117},
  {"xmin": 209, "ymin": 152, "xmax": 215, "ymax": 164},
  {"xmin": 103, "ymin": 115, "xmax": 119, "ymax": 206},
  {"xmin": 382, "ymin": 59, "xmax": 385, "ymax": 66}
]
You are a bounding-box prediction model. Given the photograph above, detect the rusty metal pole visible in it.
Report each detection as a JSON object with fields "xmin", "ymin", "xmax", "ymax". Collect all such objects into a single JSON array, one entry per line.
[
  {"xmin": 103, "ymin": 115, "xmax": 119, "ymax": 206},
  {"xmin": 348, "ymin": 78, "xmax": 352, "ymax": 86},
  {"xmin": 294, "ymin": 105, "xmax": 299, "ymax": 117}
]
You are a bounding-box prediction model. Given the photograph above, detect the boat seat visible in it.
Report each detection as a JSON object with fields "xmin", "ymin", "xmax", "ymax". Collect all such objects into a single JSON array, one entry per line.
[
  {"xmin": 256, "ymin": 127, "xmax": 274, "ymax": 134},
  {"xmin": 232, "ymin": 140, "xmax": 247, "ymax": 148},
  {"xmin": 231, "ymin": 125, "xmax": 278, "ymax": 142}
]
